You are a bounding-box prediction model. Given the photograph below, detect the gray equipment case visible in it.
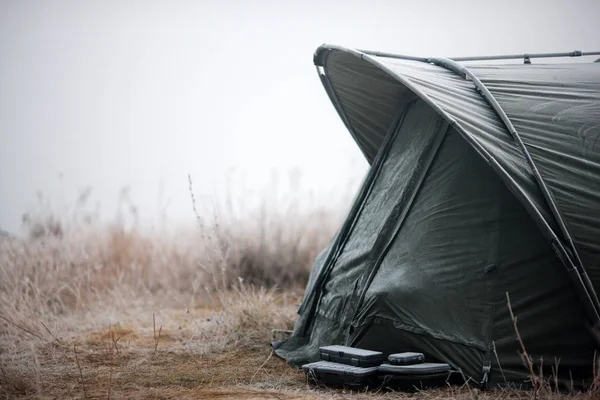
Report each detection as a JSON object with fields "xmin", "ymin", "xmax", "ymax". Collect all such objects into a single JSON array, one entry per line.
[
  {"xmin": 388, "ymin": 352, "xmax": 425, "ymax": 365},
  {"xmin": 378, "ymin": 362, "xmax": 451, "ymax": 375},
  {"xmin": 377, "ymin": 362, "xmax": 453, "ymax": 389},
  {"xmin": 302, "ymin": 361, "xmax": 379, "ymax": 387},
  {"xmin": 319, "ymin": 345, "xmax": 384, "ymax": 367}
]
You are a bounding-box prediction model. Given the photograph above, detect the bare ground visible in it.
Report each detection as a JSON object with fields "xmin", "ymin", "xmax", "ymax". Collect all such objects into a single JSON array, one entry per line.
[{"xmin": 0, "ymin": 304, "xmax": 542, "ymax": 400}]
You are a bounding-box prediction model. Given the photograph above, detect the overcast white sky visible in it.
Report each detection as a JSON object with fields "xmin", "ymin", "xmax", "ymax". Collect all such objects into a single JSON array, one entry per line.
[{"xmin": 1, "ymin": 0, "xmax": 599, "ymax": 234}]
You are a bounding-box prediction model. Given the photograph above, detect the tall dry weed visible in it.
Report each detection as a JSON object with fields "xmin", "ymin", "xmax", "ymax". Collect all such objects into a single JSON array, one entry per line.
[
  {"xmin": 0, "ymin": 179, "xmax": 349, "ymax": 346},
  {"xmin": 0, "ymin": 179, "xmax": 350, "ymax": 398}
]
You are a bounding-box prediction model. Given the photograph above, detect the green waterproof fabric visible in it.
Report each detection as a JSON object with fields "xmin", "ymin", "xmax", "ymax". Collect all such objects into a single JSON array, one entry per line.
[
  {"xmin": 350, "ymin": 128, "xmax": 596, "ymax": 383},
  {"xmin": 274, "ymin": 46, "xmax": 600, "ymax": 388}
]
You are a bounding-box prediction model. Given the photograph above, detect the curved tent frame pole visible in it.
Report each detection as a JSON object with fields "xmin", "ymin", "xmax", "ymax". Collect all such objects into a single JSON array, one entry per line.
[{"xmin": 427, "ymin": 57, "xmax": 600, "ymax": 322}]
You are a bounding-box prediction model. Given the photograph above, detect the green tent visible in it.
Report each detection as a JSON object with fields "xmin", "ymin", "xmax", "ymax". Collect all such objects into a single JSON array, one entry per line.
[{"xmin": 274, "ymin": 45, "xmax": 600, "ymax": 388}]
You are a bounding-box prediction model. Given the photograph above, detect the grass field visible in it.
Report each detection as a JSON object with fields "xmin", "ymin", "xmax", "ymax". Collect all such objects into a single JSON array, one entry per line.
[{"xmin": 1, "ymin": 192, "xmax": 599, "ymax": 399}]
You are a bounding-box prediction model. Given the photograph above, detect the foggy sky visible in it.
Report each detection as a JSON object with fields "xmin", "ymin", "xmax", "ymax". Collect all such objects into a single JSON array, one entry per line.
[{"xmin": 1, "ymin": 0, "xmax": 599, "ymax": 234}]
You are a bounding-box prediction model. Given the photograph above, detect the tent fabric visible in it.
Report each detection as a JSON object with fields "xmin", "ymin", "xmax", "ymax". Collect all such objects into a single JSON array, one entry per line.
[
  {"xmin": 322, "ymin": 49, "xmax": 600, "ymax": 292},
  {"xmin": 351, "ymin": 126, "xmax": 595, "ymax": 382},
  {"xmin": 274, "ymin": 45, "xmax": 600, "ymax": 387}
]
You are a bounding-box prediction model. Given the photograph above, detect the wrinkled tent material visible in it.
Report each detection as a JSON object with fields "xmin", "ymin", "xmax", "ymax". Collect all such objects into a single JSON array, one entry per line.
[{"xmin": 274, "ymin": 45, "xmax": 600, "ymax": 387}]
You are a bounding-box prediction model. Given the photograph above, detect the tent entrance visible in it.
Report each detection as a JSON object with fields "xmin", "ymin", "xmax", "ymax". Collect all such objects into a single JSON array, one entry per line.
[
  {"xmin": 292, "ymin": 99, "xmax": 449, "ymax": 342},
  {"xmin": 346, "ymin": 124, "xmax": 503, "ymax": 377},
  {"xmin": 339, "ymin": 100, "xmax": 450, "ymax": 338},
  {"xmin": 344, "ymin": 118, "xmax": 596, "ymax": 384},
  {"xmin": 276, "ymin": 96, "xmax": 597, "ymax": 385}
]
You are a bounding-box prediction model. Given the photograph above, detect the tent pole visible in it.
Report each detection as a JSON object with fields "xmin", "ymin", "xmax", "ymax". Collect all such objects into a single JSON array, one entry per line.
[
  {"xmin": 428, "ymin": 56, "xmax": 600, "ymax": 329},
  {"xmin": 357, "ymin": 49, "xmax": 600, "ymax": 62},
  {"xmin": 451, "ymin": 50, "xmax": 600, "ymax": 62}
]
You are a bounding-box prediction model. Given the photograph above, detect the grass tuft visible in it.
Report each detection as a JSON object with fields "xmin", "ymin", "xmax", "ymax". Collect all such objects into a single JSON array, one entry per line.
[{"xmin": 216, "ymin": 281, "xmax": 297, "ymax": 350}]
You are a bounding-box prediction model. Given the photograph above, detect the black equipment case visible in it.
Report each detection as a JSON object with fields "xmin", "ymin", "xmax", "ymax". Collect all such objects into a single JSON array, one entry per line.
[
  {"xmin": 377, "ymin": 362, "xmax": 452, "ymax": 389},
  {"xmin": 318, "ymin": 345, "xmax": 384, "ymax": 367},
  {"xmin": 378, "ymin": 362, "xmax": 451, "ymax": 375},
  {"xmin": 388, "ymin": 352, "xmax": 425, "ymax": 365},
  {"xmin": 302, "ymin": 361, "xmax": 379, "ymax": 388}
]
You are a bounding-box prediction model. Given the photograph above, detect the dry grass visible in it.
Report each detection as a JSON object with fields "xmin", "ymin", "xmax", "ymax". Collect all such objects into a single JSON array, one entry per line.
[
  {"xmin": 0, "ymin": 185, "xmax": 347, "ymax": 399},
  {"xmin": 1, "ymin": 187, "xmax": 599, "ymax": 399}
]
